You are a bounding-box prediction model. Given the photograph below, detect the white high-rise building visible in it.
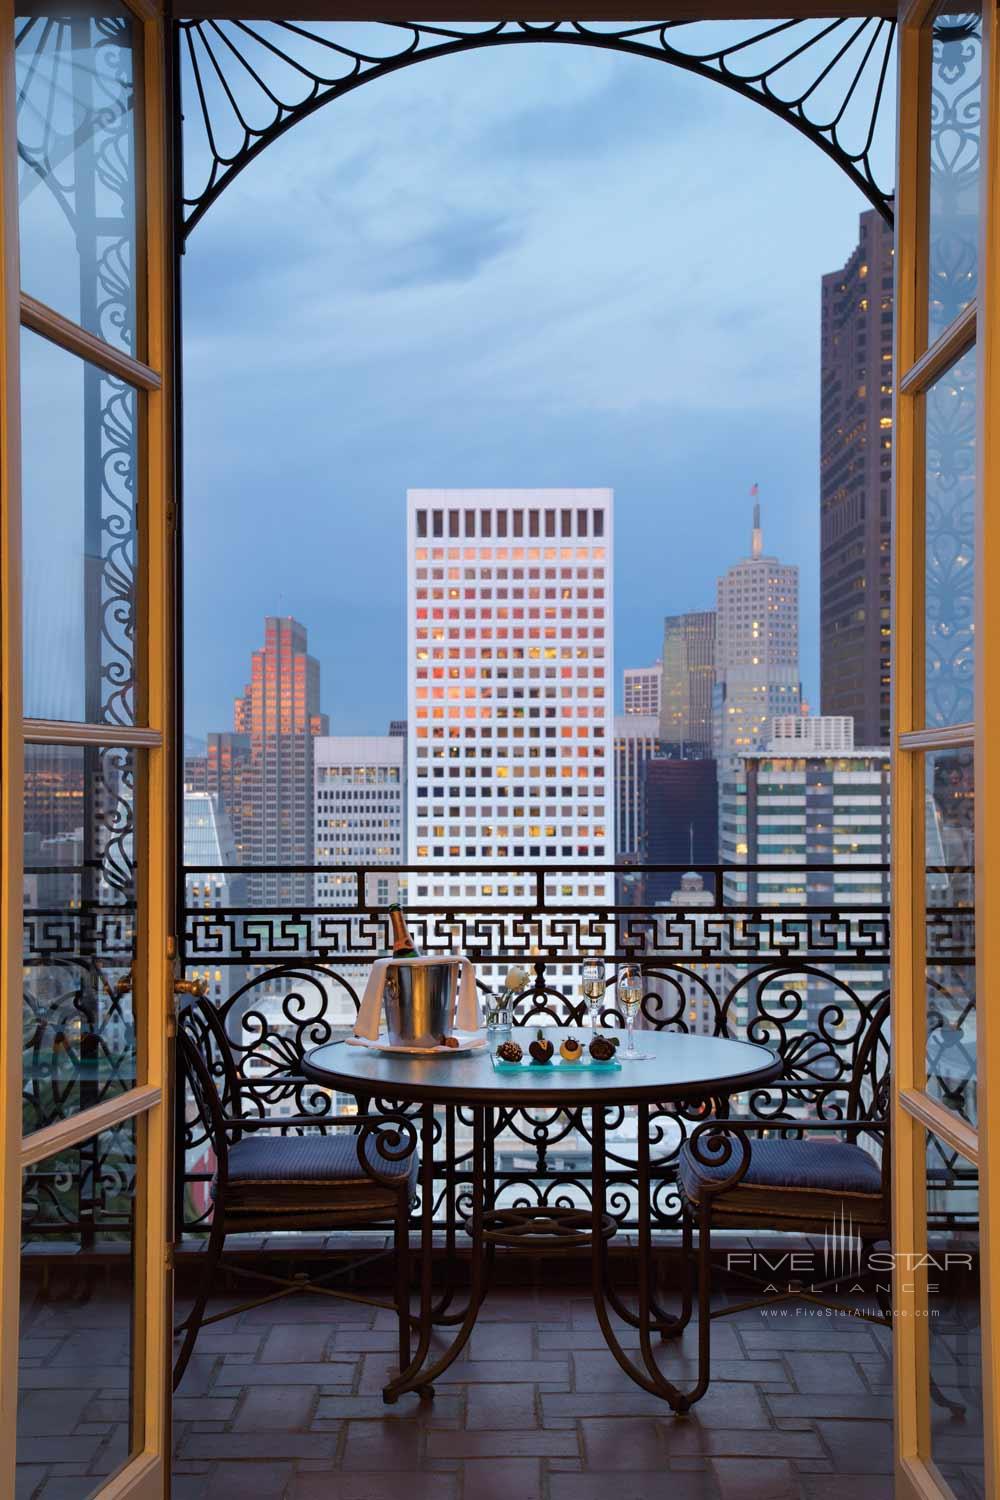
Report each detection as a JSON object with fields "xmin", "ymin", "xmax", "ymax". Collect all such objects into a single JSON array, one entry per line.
[
  {"xmin": 624, "ymin": 664, "xmax": 661, "ymax": 716},
  {"xmin": 314, "ymin": 736, "xmax": 405, "ymax": 908},
  {"xmin": 406, "ymin": 489, "xmax": 614, "ymax": 962},
  {"xmin": 614, "ymin": 713, "xmax": 660, "ymax": 859},
  {"xmin": 714, "ymin": 501, "xmax": 800, "ymax": 766}
]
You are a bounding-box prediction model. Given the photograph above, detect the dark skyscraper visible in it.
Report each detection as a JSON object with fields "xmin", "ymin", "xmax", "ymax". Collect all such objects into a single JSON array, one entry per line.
[
  {"xmin": 659, "ymin": 610, "xmax": 716, "ymax": 757},
  {"xmin": 211, "ymin": 618, "xmax": 328, "ymax": 905},
  {"xmin": 643, "ymin": 758, "xmax": 719, "ymax": 904},
  {"xmin": 820, "ymin": 207, "xmax": 894, "ymax": 746}
]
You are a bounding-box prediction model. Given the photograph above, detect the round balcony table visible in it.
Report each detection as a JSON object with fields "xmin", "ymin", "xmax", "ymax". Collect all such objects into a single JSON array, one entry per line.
[{"xmin": 302, "ymin": 1028, "xmax": 780, "ymax": 1411}]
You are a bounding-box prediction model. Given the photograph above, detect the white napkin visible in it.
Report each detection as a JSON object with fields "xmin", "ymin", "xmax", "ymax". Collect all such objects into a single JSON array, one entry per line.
[{"xmin": 354, "ymin": 955, "xmax": 480, "ymax": 1041}]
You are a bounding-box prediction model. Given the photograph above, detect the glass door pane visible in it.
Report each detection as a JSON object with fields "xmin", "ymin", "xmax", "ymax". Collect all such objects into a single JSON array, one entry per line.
[
  {"xmin": 925, "ymin": 1130, "xmax": 983, "ymax": 1495},
  {"xmin": 23, "ymin": 742, "xmax": 138, "ymax": 1134},
  {"xmin": 925, "ymin": 745, "xmax": 976, "ymax": 1124},
  {"xmin": 928, "ymin": 7, "xmax": 982, "ymax": 343},
  {"xmin": 15, "ymin": 3, "xmax": 139, "ymax": 354},
  {"xmin": 924, "ymin": 350, "xmax": 976, "ymax": 730},
  {"xmin": 20, "ymin": 329, "xmax": 138, "ymax": 726},
  {"xmin": 18, "ymin": 1121, "xmax": 138, "ymax": 1496}
]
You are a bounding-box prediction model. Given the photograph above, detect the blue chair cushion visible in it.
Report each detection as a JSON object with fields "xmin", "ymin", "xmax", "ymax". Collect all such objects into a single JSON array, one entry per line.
[
  {"xmin": 678, "ymin": 1136, "xmax": 886, "ymax": 1229},
  {"xmin": 219, "ymin": 1130, "xmax": 418, "ymax": 1222}
]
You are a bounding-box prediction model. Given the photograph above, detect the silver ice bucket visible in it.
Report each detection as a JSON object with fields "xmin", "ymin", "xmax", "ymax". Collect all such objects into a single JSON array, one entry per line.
[{"xmin": 383, "ymin": 961, "xmax": 457, "ymax": 1049}]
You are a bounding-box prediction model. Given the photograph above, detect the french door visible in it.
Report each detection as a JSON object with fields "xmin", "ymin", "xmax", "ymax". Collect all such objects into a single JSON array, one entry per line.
[
  {"xmin": 893, "ymin": 1, "xmax": 998, "ymax": 1496},
  {"xmin": 0, "ymin": 3, "xmax": 176, "ymax": 1497}
]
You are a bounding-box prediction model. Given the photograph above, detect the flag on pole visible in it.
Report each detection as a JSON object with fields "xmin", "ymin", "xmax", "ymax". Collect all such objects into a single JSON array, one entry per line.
[{"xmin": 750, "ymin": 482, "xmax": 759, "ymax": 498}]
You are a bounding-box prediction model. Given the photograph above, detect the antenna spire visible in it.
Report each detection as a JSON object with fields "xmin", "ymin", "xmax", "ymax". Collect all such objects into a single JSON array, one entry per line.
[{"xmin": 750, "ymin": 482, "xmax": 762, "ymax": 559}]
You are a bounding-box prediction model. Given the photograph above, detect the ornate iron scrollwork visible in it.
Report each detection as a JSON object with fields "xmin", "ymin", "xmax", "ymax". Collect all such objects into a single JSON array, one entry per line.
[{"xmin": 177, "ymin": 17, "xmax": 898, "ymax": 240}]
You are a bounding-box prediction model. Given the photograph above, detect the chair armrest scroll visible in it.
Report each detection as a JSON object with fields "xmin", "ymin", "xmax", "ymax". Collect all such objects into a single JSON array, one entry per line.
[{"xmin": 354, "ymin": 1113, "xmax": 419, "ymax": 1190}]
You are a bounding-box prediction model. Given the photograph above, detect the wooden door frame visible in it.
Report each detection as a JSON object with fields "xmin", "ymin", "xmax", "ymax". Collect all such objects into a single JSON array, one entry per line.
[
  {"xmin": 892, "ymin": 1, "xmax": 996, "ymax": 1497},
  {"xmin": 0, "ymin": 2, "xmax": 177, "ymax": 1496}
]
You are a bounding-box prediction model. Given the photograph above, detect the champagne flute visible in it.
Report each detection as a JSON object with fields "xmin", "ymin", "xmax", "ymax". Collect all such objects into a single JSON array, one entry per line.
[
  {"xmin": 581, "ymin": 958, "xmax": 606, "ymax": 1031},
  {"xmin": 618, "ymin": 965, "xmax": 650, "ymax": 1061}
]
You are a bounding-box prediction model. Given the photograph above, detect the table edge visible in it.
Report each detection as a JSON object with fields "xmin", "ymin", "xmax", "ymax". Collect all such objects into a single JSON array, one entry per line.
[{"xmin": 300, "ymin": 1040, "xmax": 783, "ymax": 1106}]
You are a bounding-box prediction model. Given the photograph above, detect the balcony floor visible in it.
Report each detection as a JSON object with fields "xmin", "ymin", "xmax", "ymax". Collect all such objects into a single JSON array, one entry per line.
[
  {"xmin": 168, "ymin": 1284, "xmax": 900, "ymax": 1500},
  {"xmin": 20, "ymin": 1264, "xmax": 984, "ymax": 1500}
]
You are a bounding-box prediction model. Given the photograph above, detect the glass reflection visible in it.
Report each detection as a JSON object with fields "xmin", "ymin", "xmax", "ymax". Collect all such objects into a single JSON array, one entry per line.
[
  {"xmin": 925, "ymin": 747, "xmax": 975, "ymax": 1124},
  {"xmin": 927, "ymin": 7, "xmax": 981, "ymax": 343},
  {"xmin": 21, "ymin": 329, "xmax": 137, "ymax": 725},
  {"xmin": 925, "ymin": 1134, "xmax": 983, "ymax": 1497},
  {"xmin": 18, "ymin": 1122, "xmax": 137, "ymax": 1495},
  {"xmin": 23, "ymin": 744, "xmax": 138, "ymax": 1135},
  {"xmin": 924, "ymin": 349, "xmax": 975, "ymax": 728},
  {"xmin": 15, "ymin": 3, "xmax": 138, "ymax": 352}
]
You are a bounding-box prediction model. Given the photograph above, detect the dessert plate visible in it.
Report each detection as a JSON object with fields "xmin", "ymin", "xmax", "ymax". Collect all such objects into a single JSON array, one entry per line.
[{"xmin": 348, "ymin": 1034, "xmax": 486, "ymax": 1057}]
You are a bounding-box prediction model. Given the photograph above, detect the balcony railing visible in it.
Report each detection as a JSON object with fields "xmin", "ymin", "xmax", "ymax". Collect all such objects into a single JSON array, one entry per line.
[
  {"xmin": 20, "ymin": 861, "xmax": 976, "ymax": 1245},
  {"xmin": 175, "ymin": 860, "xmax": 974, "ymax": 1239}
]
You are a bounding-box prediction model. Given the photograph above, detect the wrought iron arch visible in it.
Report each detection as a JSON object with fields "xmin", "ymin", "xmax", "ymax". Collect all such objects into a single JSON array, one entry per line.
[{"xmin": 177, "ymin": 17, "xmax": 898, "ymax": 241}]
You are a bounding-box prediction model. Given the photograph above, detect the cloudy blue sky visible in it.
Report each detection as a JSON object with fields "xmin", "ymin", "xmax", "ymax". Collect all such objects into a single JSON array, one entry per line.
[{"xmin": 181, "ymin": 31, "xmax": 891, "ymax": 742}]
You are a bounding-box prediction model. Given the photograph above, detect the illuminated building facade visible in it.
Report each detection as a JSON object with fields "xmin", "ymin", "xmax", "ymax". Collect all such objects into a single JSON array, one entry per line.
[
  {"xmin": 215, "ymin": 617, "xmax": 328, "ymax": 906},
  {"xmin": 820, "ymin": 206, "xmax": 894, "ymax": 746},
  {"xmin": 406, "ymin": 489, "xmax": 614, "ymax": 945}
]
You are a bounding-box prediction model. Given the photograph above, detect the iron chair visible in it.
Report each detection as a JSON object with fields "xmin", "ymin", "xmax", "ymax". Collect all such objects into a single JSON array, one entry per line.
[
  {"xmin": 674, "ymin": 996, "xmax": 965, "ymax": 1409},
  {"xmin": 173, "ymin": 998, "xmax": 418, "ymax": 1390}
]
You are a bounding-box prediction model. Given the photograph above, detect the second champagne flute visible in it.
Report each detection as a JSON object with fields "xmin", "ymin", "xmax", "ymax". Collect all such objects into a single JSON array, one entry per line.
[
  {"xmin": 581, "ymin": 958, "xmax": 606, "ymax": 1031},
  {"xmin": 618, "ymin": 965, "xmax": 651, "ymax": 1061}
]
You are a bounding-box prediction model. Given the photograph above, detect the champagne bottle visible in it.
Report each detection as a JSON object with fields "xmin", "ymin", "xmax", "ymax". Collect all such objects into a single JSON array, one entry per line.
[{"xmin": 388, "ymin": 903, "xmax": 420, "ymax": 959}]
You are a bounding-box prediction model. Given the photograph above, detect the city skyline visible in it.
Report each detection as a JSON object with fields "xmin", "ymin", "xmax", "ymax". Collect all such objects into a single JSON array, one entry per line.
[
  {"xmin": 182, "ymin": 43, "xmax": 874, "ymax": 744},
  {"xmin": 183, "ymin": 485, "xmax": 798, "ymax": 749}
]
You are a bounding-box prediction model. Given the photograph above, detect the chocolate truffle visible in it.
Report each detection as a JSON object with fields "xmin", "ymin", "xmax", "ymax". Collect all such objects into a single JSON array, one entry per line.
[{"xmin": 529, "ymin": 1029, "xmax": 554, "ymax": 1065}]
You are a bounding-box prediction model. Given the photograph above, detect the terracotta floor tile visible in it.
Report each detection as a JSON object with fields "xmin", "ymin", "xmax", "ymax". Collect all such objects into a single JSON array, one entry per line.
[
  {"xmin": 464, "ymin": 1381, "xmax": 538, "ymax": 1430},
  {"xmin": 340, "ymin": 1418, "xmax": 424, "ymax": 1470},
  {"xmin": 712, "ymin": 1457, "xmax": 799, "ymax": 1500},
  {"xmin": 460, "ymin": 1457, "xmax": 544, "ymax": 1499},
  {"xmin": 812, "ymin": 1419, "xmax": 894, "ymax": 1475},
  {"xmin": 287, "ymin": 1474, "xmax": 459, "ymax": 1500},
  {"xmin": 233, "ymin": 1385, "xmax": 319, "ymax": 1431}
]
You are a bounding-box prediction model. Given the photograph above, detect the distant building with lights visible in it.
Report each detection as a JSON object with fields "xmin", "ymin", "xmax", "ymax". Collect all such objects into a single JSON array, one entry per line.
[
  {"xmin": 721, "ymin": 715, "xmax": 890, "ymax": 1035},
  {"xmin": 614, "ymin": 714, "xmax": 662, "ymax": 860},
  {"xmin": 820, "ymin": 207, "xmax": 894, "ymax": 746},
  {"xmin": 624, "ymin": 663, "xmax": 661, "ymax": 717},
  {"xmin": 314, "ymin": 736, "xmax": 405, "ymax": 909},
  {"xmin": 713, "ymin": 503, "xmax": 800, "ymax": 770},
  {"xmin": 660, "ymin": 611, "xmax": 716, "ymax": 757}
]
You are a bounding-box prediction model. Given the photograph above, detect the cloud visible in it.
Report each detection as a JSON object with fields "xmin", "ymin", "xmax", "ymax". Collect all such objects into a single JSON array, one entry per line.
[{"xmin": 181, "ymin": 35, "xmax": 876, "ymax": 737}]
